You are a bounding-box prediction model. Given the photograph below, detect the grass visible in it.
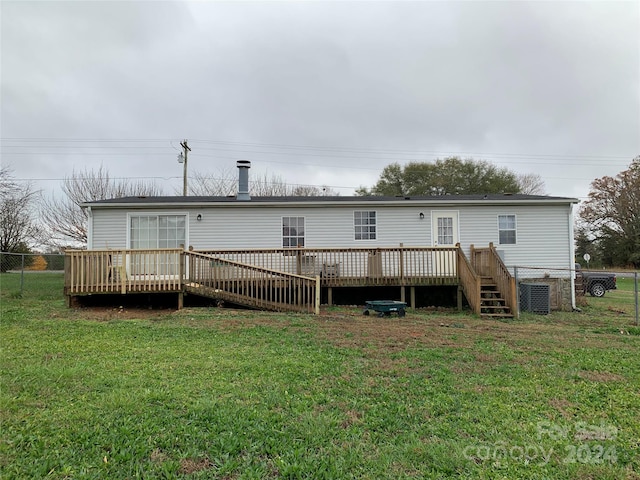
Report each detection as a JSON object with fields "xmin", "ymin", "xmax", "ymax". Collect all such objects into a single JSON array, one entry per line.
[{"xmin": 1, "ymin": 272, "xmax": 639, "ymax": 479}]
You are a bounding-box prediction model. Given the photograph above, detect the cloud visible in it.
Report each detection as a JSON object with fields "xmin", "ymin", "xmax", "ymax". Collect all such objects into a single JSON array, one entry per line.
[{"xmin": 1, "ymin": 1, "xmax": 638, "ymax": 201}]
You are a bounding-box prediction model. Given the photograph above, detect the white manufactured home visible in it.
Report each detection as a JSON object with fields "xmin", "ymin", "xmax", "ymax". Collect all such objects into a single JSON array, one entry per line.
[{"xmin": 66, "ymin": 163, "xmax": 579, "ymax": 316}]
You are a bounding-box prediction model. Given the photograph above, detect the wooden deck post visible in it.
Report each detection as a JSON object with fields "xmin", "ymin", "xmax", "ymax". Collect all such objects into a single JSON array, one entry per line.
[
  {"xmin": 400, "ymin": 286, "xmax": 405, "ymax": 303},
  {"xmin": 327, "ymin": 287, "xmax": 333, "ymax": 306},
  {"xmin": 399, "ymin": 243, "xmax": 405, "ymax": 284},
  {"xmin": 457, "ymin": 286, "xmax": 463, "ymax": 311},
  {"xmin": 410, "ymin": 286, "xmax": 416, "ymax": 309},
  {"xmin": 178, "ymin": 251, "xmax": 185, "ymax": 310},
  {"xmin": 315, "ymin": 276, "xmax": 321, "ymax": 315}
]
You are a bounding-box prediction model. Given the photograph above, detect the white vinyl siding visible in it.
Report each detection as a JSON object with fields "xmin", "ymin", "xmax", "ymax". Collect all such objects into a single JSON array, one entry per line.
[
  {"xmin": 458, "ymin": 205, "xmax": 573, "ymax": 269},
  {"xmin": 89, "ymin": 203, "xmax": 573, "ymax": 273},
  {"xmin": 90, "ymin": 209, "xmax": 128, "ymax": 248}
]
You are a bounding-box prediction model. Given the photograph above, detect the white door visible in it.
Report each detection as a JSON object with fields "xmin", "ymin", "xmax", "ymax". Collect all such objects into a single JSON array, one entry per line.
[
  {"xmin": 432, "ymin": 211, "xmax": 459, "ymax": 246},
  {"xmin": 431, "ymin": 211, "xmax": 459, "ymax": 276}
]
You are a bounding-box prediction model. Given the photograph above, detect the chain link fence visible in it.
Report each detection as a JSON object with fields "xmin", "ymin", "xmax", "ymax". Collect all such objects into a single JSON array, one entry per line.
[
  {"xmin": 513, "ymin": 265, "xmax": 639, "ymax": 325},
  {"xmin": 0, "ymin": 252, "xmax": 65, "ymax": 297},
  {"xmin": 2, "ymin": 252, "xmax": 637, "ymax": 325}
]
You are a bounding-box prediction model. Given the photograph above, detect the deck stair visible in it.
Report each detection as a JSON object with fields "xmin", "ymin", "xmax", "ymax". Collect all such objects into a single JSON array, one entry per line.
[{"xmin": 479, "ymin": 276, "xmax": 513, "ymax": 318}]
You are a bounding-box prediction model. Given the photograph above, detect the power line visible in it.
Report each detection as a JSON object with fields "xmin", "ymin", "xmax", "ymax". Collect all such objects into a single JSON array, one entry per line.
[
  {"xmin": 2, "ymin": 136, "xmax": 633, "ymax": 161},
  {"xmin": 2, "ymin": 137, "xmax": 634, "ymax": 195}
]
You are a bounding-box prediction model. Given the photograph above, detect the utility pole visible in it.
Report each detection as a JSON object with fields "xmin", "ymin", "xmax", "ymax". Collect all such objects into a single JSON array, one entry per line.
[{"xmin": 178, "ymin": 140, "xmax": 191, "ymax": 196}]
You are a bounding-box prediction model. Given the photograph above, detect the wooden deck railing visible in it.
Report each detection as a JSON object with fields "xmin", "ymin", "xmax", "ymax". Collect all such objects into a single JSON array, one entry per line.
[
  {"xmin": 457, "ymin": 246, "xmax": 481, "ymax": 314},
  {"xmin": 196, "ymin": 246, "xmax": 459, "ymax": 287},
  {"xmin": 65, "ymin": 246, "xmax": 480, "ymax": 314},
  {"xmin": 471, "ymin": 243, "xmax": 517, "ymax": 315},
  {"xmin": 64, "ymin": 249, "xmax": 184, "ymax": 295},
  {"xmin": 185, "ymin": 251, "xmax": 319, "ymax": 314}
]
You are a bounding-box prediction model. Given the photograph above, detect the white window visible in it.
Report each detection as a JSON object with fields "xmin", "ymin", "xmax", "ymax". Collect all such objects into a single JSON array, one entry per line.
[
  {"xmin": 128, "ymin": 214, "xmax": 186, "ymax": 276},
  {"xmin": 354, "ymin": 211, "xmax": 376, "ymax": 240},
  {"xmin": 282, "ymin": 216, "xmax": 305, "ymax": 248},
  {"xmin": 498, "ymin": 215, "xmax": 516, "ymax": 245},
  {"xmin": 130, "ymin": 215, "xmax": 186, "ymax": 249}
]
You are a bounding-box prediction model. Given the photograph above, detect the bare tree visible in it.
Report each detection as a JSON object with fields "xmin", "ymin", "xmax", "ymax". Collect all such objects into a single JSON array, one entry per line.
[
  {"xmin": 579, "ymin": 157, "xmax": 640, "ymax": 267},
  {"xmin": 188, "ymin": 168, "xmax": 237, "ymax": 196},
  {"xmin": 40, "ymin": 166, "xmax": 164, "ymax": 246},
  {"xmin": 0, "ymin": 167, "xmax": 21, "ymax": 199},
  {"xmin": 1, "ymin": 167, "xmax": 41, "ymax": 267},
  {"xmin": 516, "ymin": 173, "xmax": 546, "ymax": 195},
  {"xmin": 187, "ymin": 169, "xmax": 337, "ymax": 197}
]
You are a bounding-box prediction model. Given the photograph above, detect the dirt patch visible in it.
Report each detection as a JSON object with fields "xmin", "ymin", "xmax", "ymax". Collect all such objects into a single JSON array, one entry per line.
[
  {"xmin": 66, "ymin": 305, "xmax": 630, "ymax": 354},
  {"xmin": 150, "ymin": 448, "xmax": 168, "ymax": 464},
  {"xmin": 577, "ymin": 370, "xmax": 625, "ymax": 383},
  {"xmin": 548, "ymin": 397, "xmax": 576, "ymax": 419},
  {"xmin": 70, "ymin": 306, "xmax": 175, "ymax": 322},
  {"xmin": 179, "ymin": 457, "xmax": 214, "ymax": 475},
  {"xmin": 311, "ymin": 312, "xmax": 476, "ymax": 350}
]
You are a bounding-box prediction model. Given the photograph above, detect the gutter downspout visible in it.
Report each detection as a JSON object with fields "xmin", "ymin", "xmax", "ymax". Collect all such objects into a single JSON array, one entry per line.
[{"xmin": 86, "ymin": 206, "xmax": 93, "ymax": 249}]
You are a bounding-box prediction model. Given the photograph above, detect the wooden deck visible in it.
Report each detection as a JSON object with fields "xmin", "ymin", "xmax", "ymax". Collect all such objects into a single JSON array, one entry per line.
[{"xmin": 64, "ymin": 244, "xmax": 515, "ymax": 317}]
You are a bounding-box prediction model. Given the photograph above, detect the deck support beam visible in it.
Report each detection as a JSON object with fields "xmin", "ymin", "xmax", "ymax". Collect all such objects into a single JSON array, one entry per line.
[
  {"xmin": 327, "ymin": 287, "xmax": 333, "ymax": 306},
  {"xmin": 410, "ymin": 287, "xmax": 416, "ymax": 309},
  {"xmin": 178, "ymin": 292, "xmax": 184, "ymax": 310},
  {"xmin": 400, "ymin": 286, "xmax": 406, "ymax": 303},
  {"xmin": 457, "ymin": 286, "xmax": 463, "ymax": 311}
]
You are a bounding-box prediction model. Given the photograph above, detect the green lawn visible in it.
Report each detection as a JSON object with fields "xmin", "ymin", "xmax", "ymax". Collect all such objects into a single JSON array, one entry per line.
[{"xmin": 1, "ymin": 273, "xmax": 639, "ymax": 479}]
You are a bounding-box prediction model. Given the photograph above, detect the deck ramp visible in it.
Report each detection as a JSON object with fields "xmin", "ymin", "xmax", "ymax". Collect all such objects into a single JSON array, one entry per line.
[{"xmin": 184, "ymin": 251, "xmax": 319, "ymax": 314}]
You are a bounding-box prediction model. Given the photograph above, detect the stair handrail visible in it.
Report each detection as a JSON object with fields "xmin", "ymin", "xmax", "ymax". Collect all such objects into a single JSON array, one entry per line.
[
  {"xmin": 456, "ymin": 244, "xmax": 481, "ymax": 315},
  {"xmin": 487, "ymin": 243, "xmax": 517, "ymax": 315}
]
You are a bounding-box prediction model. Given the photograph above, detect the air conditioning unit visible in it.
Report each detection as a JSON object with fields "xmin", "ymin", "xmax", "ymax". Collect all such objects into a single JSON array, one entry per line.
[{"xmin": 519, "ymin": 283, "xmax": 550, "ymax": 314}]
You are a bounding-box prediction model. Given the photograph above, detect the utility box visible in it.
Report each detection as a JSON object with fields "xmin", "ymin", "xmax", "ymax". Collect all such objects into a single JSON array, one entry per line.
[{"xmin": 520, "ymin": 283, "xmax": 551, "ymax": 314}]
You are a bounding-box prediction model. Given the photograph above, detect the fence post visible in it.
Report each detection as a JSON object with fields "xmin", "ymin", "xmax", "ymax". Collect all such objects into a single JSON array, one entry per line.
[
  {"xmin": 20, "ymin": 254, "xmax": 25, "ymax": 295},
  {"xmin": 635, "ymin": 272, "xmax": 638, "ymax": 327}
]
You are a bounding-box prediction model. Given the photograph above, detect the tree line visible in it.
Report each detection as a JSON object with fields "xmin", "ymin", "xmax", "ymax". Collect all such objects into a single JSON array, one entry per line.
[{"xmin": 1, "ymin": 157, "xmax": 638, "ymax": 269}]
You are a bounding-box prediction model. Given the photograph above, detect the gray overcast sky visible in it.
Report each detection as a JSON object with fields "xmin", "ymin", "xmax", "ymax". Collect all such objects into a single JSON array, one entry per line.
[{"xmin": 1, "ymin": 0, "xmax": 639, "ymax": 201}]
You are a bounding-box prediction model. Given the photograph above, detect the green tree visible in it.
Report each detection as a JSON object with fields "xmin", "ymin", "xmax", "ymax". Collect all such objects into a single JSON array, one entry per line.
[
  {"xmin": 579, "ymin": 157, "xmax": 640, "ymax": 267},
  {"xmin": 574, "ymin": 225, "xmax": 603, "ymax": 268},
  {"xmin": 357, "ymin": 157, "xmax": 523, "ymax": 196}
]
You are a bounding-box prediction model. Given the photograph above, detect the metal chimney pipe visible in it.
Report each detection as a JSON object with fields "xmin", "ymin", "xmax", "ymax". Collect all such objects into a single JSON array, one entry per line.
[{"xmin": 236, "ymin": 160, "xmax": 251, "ymax": 201}]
